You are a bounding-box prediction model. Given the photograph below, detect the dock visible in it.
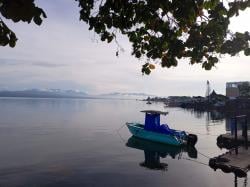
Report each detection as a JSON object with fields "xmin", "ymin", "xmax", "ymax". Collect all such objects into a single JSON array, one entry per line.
[
  {"xmin": 217, "ymin": 133, "xmax": 250, "ymax": 149},
  {"xmin": 209, "ymin": 146, "xmax": 250, "ymax": 177},
  {"xmin": 217, "ymin": 115, "xmax": 249, "ymax": 149},
  {"xmin": 210, "ymin": 115, "xmax": 250, "ymax": 177}
]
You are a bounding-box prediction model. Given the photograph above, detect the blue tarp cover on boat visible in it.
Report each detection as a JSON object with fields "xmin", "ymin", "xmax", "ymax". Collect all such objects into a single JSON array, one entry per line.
[
  {"xmin": 144, "ymin": 113, "xmax": 186, "ymax": 138},
  {"xmin": 144, "ymin": 113, "xmax": 160, "ymax": 131}
]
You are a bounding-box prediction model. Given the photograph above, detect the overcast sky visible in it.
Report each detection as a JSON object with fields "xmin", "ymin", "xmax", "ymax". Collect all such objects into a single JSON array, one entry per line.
[{"xmin": 1, "ymin": 0, "xmax": 250, "ymax": 96}]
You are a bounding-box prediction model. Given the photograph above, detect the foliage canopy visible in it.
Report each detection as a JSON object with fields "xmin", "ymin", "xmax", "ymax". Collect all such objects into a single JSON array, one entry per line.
[
  {"xmin": 238, "ymin": 82, "xmax": 250, "ymax": 97},
  {"xmin": 1, "ymin": 0, "xmax": 250, "ymax": 74}
]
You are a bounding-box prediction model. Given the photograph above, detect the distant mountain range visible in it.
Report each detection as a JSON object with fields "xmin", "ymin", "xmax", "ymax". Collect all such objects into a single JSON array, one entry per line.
[
  {"xmin": 98, "ymin": 92, "xmax": 155, "ymax": 99},
  {"xmin": 100, "ymin": 92, "xmax": 152, "ymax": 97},
  {"xmin": 0, "ymin": 89, "xmax": 154, "ymax": 99},
  {"xmin": 0, "ymin": 89, "xmax": 88, "ymax": 98}
]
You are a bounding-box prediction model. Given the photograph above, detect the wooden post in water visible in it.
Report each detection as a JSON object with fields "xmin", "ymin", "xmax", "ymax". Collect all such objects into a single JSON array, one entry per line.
[
  {"xmin": 243, "ymin": 116, "xmax": 248, "ymax": 149},
  {"xmin": 234, "ymin": 117, "xmax": 238, "ymax": 155},
  {"xmin": 234, "ymin": 174, "xmax": 238, "ymax": 187},
  {"xmin": 234, "ymin": 115, "xmax": 248, "ymax": 153},
  {"xmin": 241, "ymin": 116, "xmax": 247, "ymax": 136}
]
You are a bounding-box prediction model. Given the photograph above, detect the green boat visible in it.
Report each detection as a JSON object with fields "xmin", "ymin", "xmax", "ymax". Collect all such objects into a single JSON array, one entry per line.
[{"xmin": 126, "ymin": 110, "xmax": 197, "ymax": 146}]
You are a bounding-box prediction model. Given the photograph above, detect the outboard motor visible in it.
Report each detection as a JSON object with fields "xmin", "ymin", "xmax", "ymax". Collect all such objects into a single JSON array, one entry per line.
[{"xmin": 187, "ymin": 134, "xmax": 198, "ymax": 146}]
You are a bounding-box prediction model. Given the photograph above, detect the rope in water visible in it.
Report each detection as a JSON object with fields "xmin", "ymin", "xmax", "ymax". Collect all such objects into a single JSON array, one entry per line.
[
  {"xmin": 115, "ymin": 124, "xmax": 127, "ymax": 143},
  {"xmin": 116, "ymin": 123, "xmax": 127, "ymax": 132},
  {"xmin": 197, "ymin": 151, "xmax": 212, "ymax": 159},
  {"xmin": 182, "ymin": 157, "xmax": 209, "ymax": 166}
]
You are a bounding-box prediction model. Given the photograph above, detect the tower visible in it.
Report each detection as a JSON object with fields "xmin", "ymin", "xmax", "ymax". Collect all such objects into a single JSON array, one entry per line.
[{"xmin": 206, "ymin": 80, "xmax": 211, "ymax": 99}]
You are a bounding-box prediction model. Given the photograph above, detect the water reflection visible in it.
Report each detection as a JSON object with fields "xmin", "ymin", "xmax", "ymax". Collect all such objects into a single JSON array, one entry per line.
[
  {"xmin": 187, "ymin": 109, "xmax": 224, "ymax": 120},
  {"xmin": 0, "ymin": 98, "xmax": 247, "ymax": 186},
  {"xmin": 225, "ymin": 117, "xmax": 250, "ymax": 131},
  {"xmin": 126, "ymin": 136, "xmax": 197, "ymax": 171},
  {"xmin": 188, "ymin": 109, "xmax": 225, "ymax": 123},
  {"xmin": 186, "ymin": 108, "xmax": 250, "ymax": 134}
]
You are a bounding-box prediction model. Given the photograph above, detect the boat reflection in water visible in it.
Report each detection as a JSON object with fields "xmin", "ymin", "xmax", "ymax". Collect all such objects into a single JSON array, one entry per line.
[{"xmin": 126, "ymin": 136, "xmax": 198, "ymax": 171}]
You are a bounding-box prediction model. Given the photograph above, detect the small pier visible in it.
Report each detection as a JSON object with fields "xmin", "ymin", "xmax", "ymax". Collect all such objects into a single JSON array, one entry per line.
[
  {"xmin": 209, "ymin": 147, "xmax": 250, "ymax": 177},
  {"xmin": 211, "ymin": 115, "xmax": 250, "ymax": 177},
  {"xmin": 217, "ymin": 133, "xmax": 250, "ymax": 149},
  {"xmin": 217, "ymin": 115, "xmax": 249, "ymax": 149}
]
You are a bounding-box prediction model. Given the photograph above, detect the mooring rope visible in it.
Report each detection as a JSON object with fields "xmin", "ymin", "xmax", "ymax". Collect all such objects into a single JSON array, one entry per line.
[
  {"xmin": 182, "ymin": 157, "xmax": 209, "ymax": 166},
  {"xmin": 116, "ymin": 130, "xmax": 126, "ymax": 143},
  {"xmin": 116, "ymin": 123, "xmax": 127, "ymax": 132},
  {"xmin": 197, "ymin": 151, "xmax": 212, "ymax": 159},
  {"xmin": 113, "ymin": 124, "xmax": 127, "ymax": 143}
]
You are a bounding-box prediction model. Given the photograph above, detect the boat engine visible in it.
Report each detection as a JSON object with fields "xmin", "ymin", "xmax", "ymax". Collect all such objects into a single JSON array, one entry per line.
[{"xmin": 187, "ymin": 134, "xmax": 198, "ymax": 146}]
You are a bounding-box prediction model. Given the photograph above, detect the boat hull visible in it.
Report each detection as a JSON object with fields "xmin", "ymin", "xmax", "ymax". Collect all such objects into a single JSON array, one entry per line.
[{"xmin": 126, "ymin": 123, "xmax": 184, "ymax": 146}]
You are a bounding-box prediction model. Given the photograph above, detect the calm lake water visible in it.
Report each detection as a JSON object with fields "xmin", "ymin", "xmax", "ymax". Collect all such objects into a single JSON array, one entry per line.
[{"xmin": 0, "ymin": 98, "xmax": 248, "ymax": 187}]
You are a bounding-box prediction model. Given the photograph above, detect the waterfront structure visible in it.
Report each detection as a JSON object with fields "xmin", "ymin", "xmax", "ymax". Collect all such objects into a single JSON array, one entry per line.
[
  {"xmin": 205, "ymin": 80, "xmax": 211, "ymax": 98},
  {"xmin": 209, "ymin": 90, "xmax": 227, "ymax": 107},
  {"xmin": 226, "ymin": 82, "xmax": 250, "ymax": 99}
]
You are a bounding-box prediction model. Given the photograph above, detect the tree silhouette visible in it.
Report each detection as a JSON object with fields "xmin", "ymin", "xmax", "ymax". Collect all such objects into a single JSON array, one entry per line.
[{"xmin": 238, "ymin": 82, "xmax": 250, "ymax": 97}]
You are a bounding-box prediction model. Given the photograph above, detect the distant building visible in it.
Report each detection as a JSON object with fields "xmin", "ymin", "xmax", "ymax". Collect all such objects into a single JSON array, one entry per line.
[
  {"xmin": 209, "ymin": 90, "xmax": 228, "ymax": 107},
  {"xmin": 226, "ymin": 82, "xmax": 250, "ymax": 99}
]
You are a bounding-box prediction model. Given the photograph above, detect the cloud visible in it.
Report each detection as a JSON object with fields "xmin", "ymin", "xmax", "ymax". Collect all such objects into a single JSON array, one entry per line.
[
  {"xmin": 0, "ymin": 58, "xmax": 68, "ymax": 68},
  {"xmin": 0, "ymin": 0, "xmax": 250, "ymax": 96},
  {"xmin": 30, "ymin": 62, "xmax": 68, "ymax": 68}
]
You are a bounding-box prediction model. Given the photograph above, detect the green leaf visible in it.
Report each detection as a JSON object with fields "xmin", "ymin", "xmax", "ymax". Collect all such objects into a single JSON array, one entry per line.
[
  {"xmin": 33, "ymin": 16, "xmax": 42, "ymax": 25},
  {"xmin": 244, "ymin": 48, "xmax": 250, "ymax": 56}
]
